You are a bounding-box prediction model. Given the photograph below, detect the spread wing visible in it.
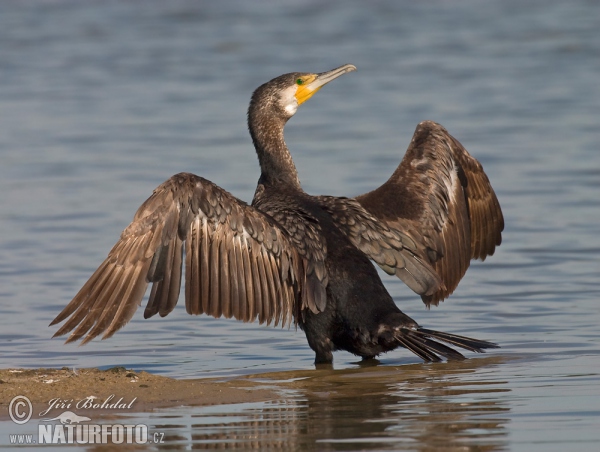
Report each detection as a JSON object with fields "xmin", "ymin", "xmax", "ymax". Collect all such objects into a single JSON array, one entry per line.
[
  {"xmin": 317, "ymin": 195, "xmax": 443, "ymax": 297},
  {"xmin": 50, "ymin": 172, "xmax": 312, "ymax": 345},
  {"xmin": 354, "ymin": 121, "xmax": 504, "ymax": 306},
  {"xmin": 253, "ymin": 189, "xmax": 329, "ymax": 314}
]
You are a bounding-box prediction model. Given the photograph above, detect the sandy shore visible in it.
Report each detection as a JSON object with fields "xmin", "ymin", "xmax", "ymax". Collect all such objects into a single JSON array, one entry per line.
[
  {"xmin": 1, "ymin": 357, "xmax": 508, "ymax": 424},
  {"xmin": 0, "ymin": 367, "xmax": 277, "ymax": 420}
]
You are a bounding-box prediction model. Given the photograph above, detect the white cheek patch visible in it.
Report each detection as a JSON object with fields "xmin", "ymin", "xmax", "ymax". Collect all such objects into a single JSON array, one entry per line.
[
  {"xmin": 285, "ymin": 100, "xmax": 298, "ymax": 116},
  {"xmin": 279, "ymin": 85, "xmax": 299, "ymax": 116}
]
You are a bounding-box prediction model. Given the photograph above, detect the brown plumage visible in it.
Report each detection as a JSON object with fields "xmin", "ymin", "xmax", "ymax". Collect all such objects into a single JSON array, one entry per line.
[
  {"xmin": 355, "ymin": 120, "xmax": 504, "ymax": 306},
  {"xmin": 51, "ymin": 65, "xmax": 503, "ymax": 364}
]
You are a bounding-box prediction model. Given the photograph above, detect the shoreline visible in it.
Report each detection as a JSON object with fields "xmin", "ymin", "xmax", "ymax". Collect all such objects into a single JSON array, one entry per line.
[{"xmin": 0, "ymin": 367, "xmax": 277, "ymax": 421}]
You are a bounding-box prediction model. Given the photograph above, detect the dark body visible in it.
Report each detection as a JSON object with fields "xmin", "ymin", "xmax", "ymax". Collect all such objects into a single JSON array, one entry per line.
[
  {"xmin": 51, "ymin": 65, "xmax": 503, "ymax": 364},
  {"xmin": 253, "ymin": 181, "xmax": 414, "ymax": 363}
]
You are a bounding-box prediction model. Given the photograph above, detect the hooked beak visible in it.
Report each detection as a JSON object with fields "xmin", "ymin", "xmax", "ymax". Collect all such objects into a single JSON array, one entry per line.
[{"xmin": 295, "ymin": 64, "xmax": 357, "ymax": 105}]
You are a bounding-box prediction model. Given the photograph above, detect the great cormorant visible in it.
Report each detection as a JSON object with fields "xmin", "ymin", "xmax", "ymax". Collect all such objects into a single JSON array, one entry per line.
[{"xmin": 51, "ymin": 64, "xmax": 503, "ymax": 364}]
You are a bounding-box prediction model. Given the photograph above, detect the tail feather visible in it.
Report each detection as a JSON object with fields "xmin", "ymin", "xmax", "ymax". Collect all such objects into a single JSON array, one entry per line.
[
  {"xmin": 396, "ymin": 334, "xmax": 445, "ymax": 363},
  {"xmin": 416, "ymin": 328, "xmax": 500, "ymax": 353},
  {"xmin": 397, "ymin": 327, "xmax": 499, "ymax": 362}
]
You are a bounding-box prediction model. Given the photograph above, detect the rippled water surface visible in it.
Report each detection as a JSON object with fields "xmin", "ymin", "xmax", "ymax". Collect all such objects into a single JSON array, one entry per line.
[{"xmin": 1, "ymin": 0, "xmax": 599, "ymax": 450}]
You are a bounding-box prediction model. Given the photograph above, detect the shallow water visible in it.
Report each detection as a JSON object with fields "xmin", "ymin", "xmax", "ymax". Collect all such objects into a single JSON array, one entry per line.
[{"xmin": 1, "ymin": 0, "xmax": 599, "ymax": 450}]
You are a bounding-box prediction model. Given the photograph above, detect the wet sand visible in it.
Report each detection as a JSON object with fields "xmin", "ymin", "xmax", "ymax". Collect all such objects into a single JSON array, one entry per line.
[
  {"xmin": 1, "ymin": 357, "xmax": 509, "ymax": 422},
  {"xmin": 0, "ymin": 367, "xmax": 277, "ymax": 420}
]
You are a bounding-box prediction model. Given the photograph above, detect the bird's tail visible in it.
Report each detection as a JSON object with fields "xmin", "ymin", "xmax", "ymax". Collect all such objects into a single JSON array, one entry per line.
[{"xmin": 395, "ymin": 327, "xmax": 499, "ymax": 362}]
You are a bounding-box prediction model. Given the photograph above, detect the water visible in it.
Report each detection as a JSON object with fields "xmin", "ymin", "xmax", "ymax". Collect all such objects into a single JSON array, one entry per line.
[{"xmin": 1, "ymin": 0, "xmax": 599, "ymax": 449}]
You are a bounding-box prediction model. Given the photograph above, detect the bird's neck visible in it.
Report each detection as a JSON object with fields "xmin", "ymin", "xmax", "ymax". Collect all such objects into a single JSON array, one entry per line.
[{"xmin": 249, "ymin": 110, "xmax": 302, "ymax": 190}]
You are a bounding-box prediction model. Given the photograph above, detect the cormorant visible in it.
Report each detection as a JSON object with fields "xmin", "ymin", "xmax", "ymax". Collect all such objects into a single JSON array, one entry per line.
[{"xmin": 51, "ymin": 64, "xmax": 504, "ymax": 364}]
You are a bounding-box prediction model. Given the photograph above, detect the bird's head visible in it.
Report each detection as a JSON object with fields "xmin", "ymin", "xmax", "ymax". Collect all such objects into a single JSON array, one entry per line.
[{"xmin": 249, "ymin": 64, "xmax": 357, "ymax": 121}]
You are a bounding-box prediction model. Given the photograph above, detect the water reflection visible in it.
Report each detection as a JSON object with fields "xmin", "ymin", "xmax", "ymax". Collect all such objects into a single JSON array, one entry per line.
[{"xmin": 141, "ymin": 357, "xmax": 510, "ymax": 450}]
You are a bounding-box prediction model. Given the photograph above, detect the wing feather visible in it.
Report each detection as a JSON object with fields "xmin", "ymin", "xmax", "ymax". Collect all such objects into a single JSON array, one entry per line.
[
  {"xmin": 229, "ymin": 235, "xmax": 241, "ymax": 320},
  {"xmin": 184, "ymin": 216, "xmax": 201, "ymax": 315},
  {"xmin": 234, "ymin": 236, "xmax": 247, "ymax": 322},
  {"xmin": 241, "ymin": 237, "xmax": 255, "ymax": 323},
  {"xmin": 219, "ymin": 237, "xmax": 231, "ymax": 319},
  {"xmin": 208, "ymin": 229, "xmax": 221, "ymax": 318},
  {"xmin": 255, "ymin": 250, "xmax": 270, "ymax": 325},
  {"xmin": 200, "ymin": 218, "xmax": 211, "ymax": 315},
  {"xmin": 268, "ymin": 253, "xmax": 283, "ymax": 327}
]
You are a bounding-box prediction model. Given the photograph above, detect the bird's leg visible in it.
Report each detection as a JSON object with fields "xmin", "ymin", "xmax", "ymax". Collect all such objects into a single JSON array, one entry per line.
[{"xmin": 313, "ymin": 347, "xmax": 333, "ymax": 365}]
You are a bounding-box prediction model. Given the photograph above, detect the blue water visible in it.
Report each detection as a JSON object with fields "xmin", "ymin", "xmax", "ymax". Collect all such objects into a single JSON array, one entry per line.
[{"xmin": 1, "ymin": 0, "xmax": 599, "ymax": 450}]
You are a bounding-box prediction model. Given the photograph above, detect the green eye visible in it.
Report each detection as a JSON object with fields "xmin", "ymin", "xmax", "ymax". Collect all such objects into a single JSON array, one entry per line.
[{"xmin": 296, "ymin": 78, "xmax": 304, "ymax": 85}]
